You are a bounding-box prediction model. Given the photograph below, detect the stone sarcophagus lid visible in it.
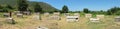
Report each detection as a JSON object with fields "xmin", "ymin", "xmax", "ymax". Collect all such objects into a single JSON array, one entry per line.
[{"xmin": 66, "ymin": 16, "xmax": 79, "ymax": 22}]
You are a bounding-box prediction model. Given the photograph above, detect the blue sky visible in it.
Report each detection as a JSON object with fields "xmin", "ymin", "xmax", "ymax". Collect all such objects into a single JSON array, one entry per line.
[{"xmin": 28, "ymin": 0, "xmax": 120, "ymax": 11}]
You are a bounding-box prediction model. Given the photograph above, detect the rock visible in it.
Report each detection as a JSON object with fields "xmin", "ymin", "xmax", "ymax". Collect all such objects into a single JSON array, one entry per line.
[
  {"xmin": 36, "ymin": 26, "xmax": 48, "ymax": 29},
  {"xmin": 48, "ymin": 15, "xmax": 60, "ymax": 20},
  {"xmin": 3, "ymin": 13, "xmax": 10, "ymax": 17},
  {"xmin": 6, "ymin": 17, "xmax": 15, "ymax": 24},
  {"xmin": 17, "ymin": 13, "xmax": 23, "ymax": 18},
  {"xmin": 90, "ymin": 18, "xmax": 100, "ymax": 22},
  {"xmin": 115, "ymin": 16, "xmax": 120, "ymax": 22},
  {"xmin": 23, "ymin": 11, "xmax": 31, "ymax": 15},
  {"xmin": 66, "ymin": 16, "xmax": 79, "ymax": 22}
]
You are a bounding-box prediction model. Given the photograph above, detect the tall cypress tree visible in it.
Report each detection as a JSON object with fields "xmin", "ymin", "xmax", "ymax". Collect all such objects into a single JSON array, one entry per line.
[{"xmin": 62, "ymin": 5, "xmax": 69, "ymax": 13}]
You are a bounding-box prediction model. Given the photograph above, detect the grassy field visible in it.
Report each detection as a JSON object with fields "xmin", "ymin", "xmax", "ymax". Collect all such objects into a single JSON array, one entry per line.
[{"xmin": 0, "ymin": 13, "xmax": 120, "ymax": 29}]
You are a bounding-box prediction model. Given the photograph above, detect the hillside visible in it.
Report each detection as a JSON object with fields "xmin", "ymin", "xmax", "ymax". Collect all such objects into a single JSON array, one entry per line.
[{"xmin": 0, "ymin": 0, "xmax": 58, "ymax": 12}]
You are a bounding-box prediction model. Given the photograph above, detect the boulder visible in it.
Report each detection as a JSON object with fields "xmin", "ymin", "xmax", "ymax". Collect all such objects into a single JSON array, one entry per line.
[{"xmin": 6, "ymin": 17, "xmax": 15, "ymax": 24}]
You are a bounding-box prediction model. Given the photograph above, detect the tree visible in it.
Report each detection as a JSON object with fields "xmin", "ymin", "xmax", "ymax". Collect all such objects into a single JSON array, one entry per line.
[
  {"xmin": 62, "ymin": 5, "xmax": 69, "ymax": 13},
  {"xmin": 34, "ymin": 3, "xmax": 42, "ymax": 13},
  {"xmin": 83, "ymin": 8, "xmax": 90, "ymax": 13},
  {"xmin": 6, "ymin": 5, "xmax": 13, "ymax": 9},
  {"xmin": 18, "ymin": 0, "xmax": 28, "ymax": 11},
  {"xmin": 0, "ymin": 5, "xmax": 3, "ymax": 9},
  {"xmin": 107, "ymin": 7, "xmax": 120, "ymax": 15}
]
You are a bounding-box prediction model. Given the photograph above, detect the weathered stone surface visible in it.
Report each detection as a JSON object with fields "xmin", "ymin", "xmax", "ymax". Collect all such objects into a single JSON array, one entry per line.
[
  {"xmin": 115, "ymin": 16, "xmax": 120, "ymax": 22},
  {"xmin": 36, "ymin": 26, "xmax": 48, "ymax": 29},
  {"xmin": 17, "ymin": 13, "xmax": 23, "ymax": 17},
  {"xmin": 3, "ymin": 13, "xmax": 10, "ymax": 17},
  {"xmin": 66, "ymin": 16, "xmax": 79, "ymax": 22},
  {"xmin": 23, "ymin": 11, "xmax": 31, "ymax": 15},
  {"xmin": 6, "ymin": 17, "xmax": 15, "ymax": 24},
  {"xmin": 48, "ymin": 15, "xmax": 60, "ymax": 20},
  {"xmin": 90, "ymin": 18, "xmax": 100, "ymax": 22}
]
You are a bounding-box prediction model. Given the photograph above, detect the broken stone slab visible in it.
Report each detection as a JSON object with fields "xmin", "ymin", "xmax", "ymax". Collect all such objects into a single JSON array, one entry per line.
[
  {"xmin": 16, "ymin": 13, "xmax": 23, "ymax": 17},
  {"xmin": 36, "ymin": 26, "xmax": 48, "ymax": 29},
  {"xmin": 3, "ymin": 13, "xmax": 10, "ymax": 17},
  {"xmin": 115, "ymin": 16, "xmax": 120, "ymax": 22},
  {"xmin": 90, "ymin": 18, "xmax": 100, "ymax": 22},
  {"xmin": 33, "ymin": 15, "xmax": 40, "ymax": 20},
  {"xmin": 48, "ymin": 15, "xmax": 61, "ymax": 20},
  {"xmin": 14, "ymin": 11, "xmax": 20, "ymax": 15},
  {"xmin": 6, "ymin": 17, "xmax": 15, "ymax": 24},
  {"xmin": 66, "ymin": 16, "xmax": 79, "ymax": 22},
  {"xmin": 85, "ymin": 14, "xmax": 92, "ymax": 18}
]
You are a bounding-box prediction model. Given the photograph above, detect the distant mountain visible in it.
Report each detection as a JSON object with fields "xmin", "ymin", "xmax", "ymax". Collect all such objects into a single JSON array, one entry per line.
[{"xmin": 0, "ymin": 0, "xmax": 58, "ymax": 12}]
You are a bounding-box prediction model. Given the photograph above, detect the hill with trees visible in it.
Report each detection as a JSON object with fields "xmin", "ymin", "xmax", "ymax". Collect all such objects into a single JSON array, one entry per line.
[{"xmin": 0, "ymin": 0, "xmax": 58, "ymax": 12}]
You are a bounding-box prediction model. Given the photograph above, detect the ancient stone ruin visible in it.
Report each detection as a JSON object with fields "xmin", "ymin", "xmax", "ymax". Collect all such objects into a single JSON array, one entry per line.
[
  {"xmin": 48, "ymin": 12, "xmax": 61, "ymax": 20},
  {"xmin": 36, "ymin": 26, "xmax": 48, "ymax": 29},
  {"xmin": 6, "ymin": 17, "xmax": 15, "ymax": 24},
  {"xmin": 115, "ymin": 16, "xmax": 120, "ymax": 22},
  {"xmin": 66, "ymin": 16, "xmax": 79, "ymax": 22},
  {"xmin": 90, "ymin": 18, "xmax": 100, "ymax": 22},
  {"xmin": 16, "ymin": 13, "xmax": 23, "ymax": 18},
  {"xmin": 3, "ymin": 13, "xmax": 10, "ymax": 17}
]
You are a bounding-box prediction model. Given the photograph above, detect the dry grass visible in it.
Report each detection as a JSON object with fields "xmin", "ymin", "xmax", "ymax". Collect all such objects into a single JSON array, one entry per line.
[{"xmin": 0, "ymin": 14, "xmax": 120, "ymax": 29}]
